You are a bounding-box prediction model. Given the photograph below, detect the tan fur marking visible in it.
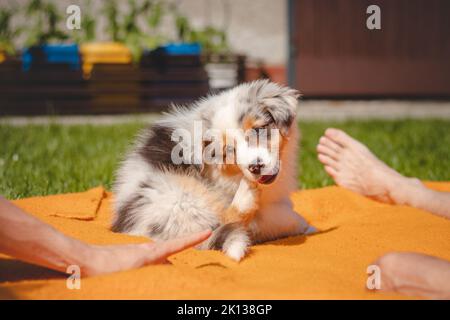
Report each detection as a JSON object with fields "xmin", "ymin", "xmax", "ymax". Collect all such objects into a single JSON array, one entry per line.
[
  {"xmin": 222, "ymin": 204, "xmax": 258, "ymax": 226},
  {"xmin": 242, "ymin": 115, "xmax": 256, "ymax": 132},
  {"xmin": 221, "ymin": 183, "xmax": 260, "ymax": 225},
  {"xmin": 242, "ymin": 115, "xmax": 268, "ymax": 132},
  {"xmin": 220, "ymin": 133, "xmax": 241, "ymax": 176},
  {"xmin": 172, "ymin": 175, "xmax": 227, "ymax": 214}
]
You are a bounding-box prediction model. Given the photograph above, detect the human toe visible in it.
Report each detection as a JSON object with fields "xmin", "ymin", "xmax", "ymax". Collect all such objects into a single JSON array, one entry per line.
[{"xmin": 324, "ymin": 128, "xmax": 354, "ymax": 148}]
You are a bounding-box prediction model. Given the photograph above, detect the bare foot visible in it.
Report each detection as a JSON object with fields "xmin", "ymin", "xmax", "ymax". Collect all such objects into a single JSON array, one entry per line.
[
  {"xmin": 374, "ymin": 252, "xmax": 450, "ymax": 299},
  {"xmin": 316, "ymin": 128, "xmax": 424, "ymax": 205}
]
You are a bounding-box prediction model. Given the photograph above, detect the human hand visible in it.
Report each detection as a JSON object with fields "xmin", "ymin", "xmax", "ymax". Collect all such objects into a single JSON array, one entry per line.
[{"xmin": 83, "ymin": 229, "xmax": 212, "ymax": 276}]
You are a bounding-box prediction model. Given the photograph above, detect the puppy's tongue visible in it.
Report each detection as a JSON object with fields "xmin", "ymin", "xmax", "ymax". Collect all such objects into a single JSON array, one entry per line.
[{"xmin": 258, "ymin": 175, "xmax": 275, "ymax": 184}]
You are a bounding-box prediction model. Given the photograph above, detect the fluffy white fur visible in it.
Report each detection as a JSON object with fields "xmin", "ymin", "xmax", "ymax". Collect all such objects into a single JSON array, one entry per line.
[{"xmin": 112, "ymin": 80, "xmax": 314, "ymax": 261}]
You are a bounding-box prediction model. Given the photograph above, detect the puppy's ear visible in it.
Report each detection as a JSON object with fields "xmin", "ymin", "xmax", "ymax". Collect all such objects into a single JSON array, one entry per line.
[{"xmin": 252, "ymin": 80, "xmax": 300, "ymax": 136}]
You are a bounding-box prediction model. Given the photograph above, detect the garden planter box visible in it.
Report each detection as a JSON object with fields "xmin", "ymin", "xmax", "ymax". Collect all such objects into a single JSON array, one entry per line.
[
  {"xmin": 0, "ymin": 52, "xmax": 20, "ymax": 67},
  {"xmin": 0, "ymin": 43, "xmax": 212, "ymax": 115},
  {"xmin": 139, "ymin": 46, "xmax": 209, "ymax": 110},
  {"xmin": 203, "ymin": 53, "xmax": 246, "ymax": 91},
  {"xmin": 87, "ymin": 63, "xmax": 140, "ymax": 113},
  {"xmin": 22, "ymin": 44, "xmax": 81, "ymax": 71},
  {"xmin": 0, "ymin": 55, "xmax": 22, "ymax": 115},
  {"xmin": 0, "ymin": 47, "xmax": 87, "ymax": 115},
  {"xmin": 0, "ymin": 60, "xmax": 87, "ymax": 115},
  {"xmin": 79, "ymin": 42, "xmax": 139, "ymax": 113},
  {"xmin": 80, "ymin": 42, "xmax": 133, "ymax": 78},
  {"xmin": 160, "ymin": 43, "xmax": 202, "ymax": 55}
]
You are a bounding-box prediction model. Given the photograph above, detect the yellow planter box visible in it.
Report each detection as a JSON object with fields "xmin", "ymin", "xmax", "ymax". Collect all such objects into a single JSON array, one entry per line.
[{"xmin": 80, "ymin": 42, "xmax": 132, "ymax": 77}]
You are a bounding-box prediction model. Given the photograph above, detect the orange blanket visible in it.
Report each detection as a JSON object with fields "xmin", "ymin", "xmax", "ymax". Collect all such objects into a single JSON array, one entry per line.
[{"xmin": 1, "ymin": 183, "xmax": 449, "ymax": 299}]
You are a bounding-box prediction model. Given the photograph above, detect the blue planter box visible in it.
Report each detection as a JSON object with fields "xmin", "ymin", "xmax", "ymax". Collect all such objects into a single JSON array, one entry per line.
[
  {"xmin": 22, "ymin": 44, "xmax": 81, "ymax": 71},
  {"xmin": 159, "ymin": 43, "xmax": 202, "ymax": 55}
]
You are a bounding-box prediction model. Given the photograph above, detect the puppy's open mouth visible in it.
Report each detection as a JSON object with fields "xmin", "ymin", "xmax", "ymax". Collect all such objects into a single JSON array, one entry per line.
[{"xmin": 257, "ymin": 174, "xmax": 278, "ymax": 184}]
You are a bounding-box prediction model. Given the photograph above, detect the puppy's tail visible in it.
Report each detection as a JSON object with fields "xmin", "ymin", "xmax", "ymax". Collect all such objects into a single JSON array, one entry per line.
[{"xmin": 197, "ymin": 222, "xmax": 250, "ymax": 261}]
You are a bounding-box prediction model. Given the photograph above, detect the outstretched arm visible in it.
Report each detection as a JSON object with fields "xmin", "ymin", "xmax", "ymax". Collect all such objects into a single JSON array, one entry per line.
[
  {"xmin": 410, "ymin": 187, "xmax": 450, "ymax": 219},
  {"xmin": 0, "ymin": 196, "xmax": 211, "ymax": 276}
]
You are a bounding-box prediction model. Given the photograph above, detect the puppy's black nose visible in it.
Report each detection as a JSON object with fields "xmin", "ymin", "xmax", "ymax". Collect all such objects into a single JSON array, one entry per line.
[{"xmin": 249, "ymin": 160, "xmax": 264, "ymax": 175}]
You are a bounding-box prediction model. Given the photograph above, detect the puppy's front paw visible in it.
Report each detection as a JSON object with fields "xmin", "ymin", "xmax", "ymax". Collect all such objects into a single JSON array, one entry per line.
[
  {"xmin": 223, "ymin": 178, "xmax": 260, "ymax": 224},
  {"xmin": 232, "ymin": 178, "xmax": 260, "ymax": 213},
  {"xmin": 222, "ymin": 227, "xmax": 250, "ymax": 261},
  {"xmin": 224, "ymin": 240, "xmax": 248, "ymax": 261}
]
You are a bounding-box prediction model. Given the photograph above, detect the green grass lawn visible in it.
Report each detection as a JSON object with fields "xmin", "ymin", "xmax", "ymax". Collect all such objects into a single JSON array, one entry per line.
[{"xmin": 0, "ymin": 119, "xmax": 449, "ymax": 199}]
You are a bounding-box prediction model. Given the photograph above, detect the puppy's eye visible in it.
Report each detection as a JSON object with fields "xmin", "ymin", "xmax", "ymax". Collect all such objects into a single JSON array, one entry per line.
[{"xmin": 253, "ymin": 125, "xmax": 268, "ymax": 135}]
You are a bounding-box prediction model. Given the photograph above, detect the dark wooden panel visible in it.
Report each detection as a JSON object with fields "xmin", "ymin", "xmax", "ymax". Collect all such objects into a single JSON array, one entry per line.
[
  {"xmin": 291, "ymin": 0, "xmax": 450, "ymax": 97},
  {"xmin": 0, "ymin": 58, "xmax": 210, "ymax": 115}
]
